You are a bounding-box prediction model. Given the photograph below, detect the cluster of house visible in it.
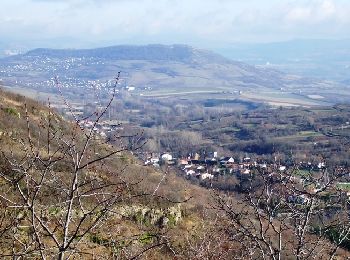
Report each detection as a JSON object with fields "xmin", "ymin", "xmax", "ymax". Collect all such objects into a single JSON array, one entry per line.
[
  {"xmin": 144, "ymin": 152, "xmax": 292, "ymax": 180},
  {"xmin": 0, "ymin": 55, "xmax": 111, "ymax": 91},
  {"xmin": 144, "ymin": 153, "xmax": 174, "ymax": 167},
  {"xmin": 143, "ymin": 152, "xmax": 350, "ymax": 206},
  {"xmin": 178, "ymin": 156, "xmax": 254, "ymax": 180},
  {"xmin": 143, "ymin": 151, "xmax": 335, "ymax": 184},
  {"xmin": 78, "ymin": 120, "xmax": 122, "ymax": 138}
]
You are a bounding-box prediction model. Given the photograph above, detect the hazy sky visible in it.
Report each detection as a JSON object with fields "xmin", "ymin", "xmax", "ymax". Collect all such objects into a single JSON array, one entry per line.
[{"xmin": 1, "ymin": 0, "xmax": 350, "ymax": 49}]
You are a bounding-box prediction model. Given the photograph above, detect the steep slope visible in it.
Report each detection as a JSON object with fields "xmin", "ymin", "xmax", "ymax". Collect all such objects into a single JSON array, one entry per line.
[{"xmin": 0, "ymin": 88, "xmax": 222, "ymax": 259}]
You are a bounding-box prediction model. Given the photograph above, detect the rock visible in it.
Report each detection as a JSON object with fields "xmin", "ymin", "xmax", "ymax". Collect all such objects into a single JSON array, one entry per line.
[
  {"xmin": 113, "ymin": 204, "xmax": 183, "ymax": 227},
  {"xmin": 161, "ymin": 216, "xmax": 169, "ymax": 227}
]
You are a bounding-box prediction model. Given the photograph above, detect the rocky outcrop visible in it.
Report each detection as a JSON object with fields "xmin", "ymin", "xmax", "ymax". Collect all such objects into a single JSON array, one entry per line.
[{"xmin": 115, "ymin": 204, "xmax": 182, "ymax": 228}]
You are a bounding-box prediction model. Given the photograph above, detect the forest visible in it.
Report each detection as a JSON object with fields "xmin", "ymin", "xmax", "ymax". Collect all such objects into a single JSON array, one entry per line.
[
  {"xmin": 1, "ymin": 83, "xmax": 350, "ymax": 259},
  {"xmin": 74, "ymin": 89, "xmax": 350, "ymax": 167}
]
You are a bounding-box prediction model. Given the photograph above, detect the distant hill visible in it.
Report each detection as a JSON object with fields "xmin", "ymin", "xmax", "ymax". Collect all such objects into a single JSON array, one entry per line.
[
  {"xmin": 217, "ymin": 39, "xmax": 350, "ymax": 82},
  {"xmin": 25, "ymin": 44, "xmax": 231, "ymax": 64},
  {"xmin": 0, "ymin": 44, "xmax": 349, "ymax": 105}
]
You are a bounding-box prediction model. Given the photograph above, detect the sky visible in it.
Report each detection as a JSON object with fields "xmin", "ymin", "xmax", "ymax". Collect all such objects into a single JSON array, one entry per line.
[{"xmin": 1, "ymin": 0, "xmax": 350, "ymax": 50}]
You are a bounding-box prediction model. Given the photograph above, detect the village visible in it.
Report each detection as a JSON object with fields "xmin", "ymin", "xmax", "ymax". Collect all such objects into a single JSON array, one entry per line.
[
  {"xmin": 142, "ymin": 150, "xmax": 350, "ymax": 203},
  {"xmin": 77, "ymin": 119, "xmax": 123, "ymax": 138},
  {"xmin": 29, "ymin": 91, "xmax": 348, "ymax": 209},
  {"xmin": 74, "ymin": 116, "xmax": 350, "ymax": 203}
]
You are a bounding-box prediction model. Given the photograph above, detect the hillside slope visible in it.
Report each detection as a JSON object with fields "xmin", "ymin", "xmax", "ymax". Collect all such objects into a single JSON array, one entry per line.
[
  {"xmin": 1, "ymin": 89, "xmax": 350, "ymax": 259},
  {"xmin": 0, "ymin": 88, "xmax": 223, "ymax": 259},
  {"xmin": 1, "ymin": 44, "xmax": 349, "ymax": 105}
]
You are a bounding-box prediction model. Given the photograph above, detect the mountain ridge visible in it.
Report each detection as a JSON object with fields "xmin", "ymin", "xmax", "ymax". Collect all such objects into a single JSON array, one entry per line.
[
  {"xmin": 22, "ymin": 44, "xmax": 234, "ymax": 65},
  {"xmin": 1, "ymin": 44, "xmax": 349, "ymax": 105}
]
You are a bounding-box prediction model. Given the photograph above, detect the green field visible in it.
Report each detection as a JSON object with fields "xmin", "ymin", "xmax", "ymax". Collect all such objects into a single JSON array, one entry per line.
[
  {"xmin": 298, "ymin": 131, "xmax": 324, "ymax": 137},
  {"xmin": 294, "ymin": 169, "xmax": 312, "ymax": 177},
  {"xmin": 337, "ymin": 183, "xmax": 350, "ymax": 191},
  {"xmin": 240, "ymin": 91, "xmax": 330, "ymax": 107},
  {"xmin": 274, "ymin": 131, "xmax": 324, "ymax": 141}
]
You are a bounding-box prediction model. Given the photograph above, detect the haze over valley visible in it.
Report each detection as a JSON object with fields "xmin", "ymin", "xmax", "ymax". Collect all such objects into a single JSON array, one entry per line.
[
  {"xmin": 1, "ymin": 44, "xmax": 349, "ymax": 107},
  {"xmin": 1, "ymin": 0, "xmax": 350, "ymax": 259}
]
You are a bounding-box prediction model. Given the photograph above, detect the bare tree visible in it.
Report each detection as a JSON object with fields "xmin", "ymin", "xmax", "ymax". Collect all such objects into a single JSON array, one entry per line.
[
  {"xmin": 213, "ymin": 165, "xmax": 350, "ymax": 259},
  {"xmin": 0, "ymin": 73, "xmax": 171, "ymax": 259}
]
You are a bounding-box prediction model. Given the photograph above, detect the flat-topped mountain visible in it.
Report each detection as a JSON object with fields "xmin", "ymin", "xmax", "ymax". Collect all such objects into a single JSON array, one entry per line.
[
  {"xmin": 24, "ymin": 44, "xmax": 231, "ymax": 64},
  {"xmin": 1, "ymin": 44, "xmax": 349, "ymax": 105}
]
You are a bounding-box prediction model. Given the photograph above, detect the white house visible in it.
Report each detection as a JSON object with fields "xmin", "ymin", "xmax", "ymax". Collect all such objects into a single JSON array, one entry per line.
[
  {"xmin": 279, "ymin": 166, "xmax": 286, "ymax": 171},
  {"xmin": 318, "ymin": 162, "xmax": 325, "ymax": 169},
  {"xmin": 227, "ymin": 157, "xmax": 235, "ymax": 163},
  {"xmin": 201, "ymin": 173, "xmax": 214, "ymax": 180},
  {"xmin": 161, "ymin": 153, "xmax": 173, "ymax": 161},
  {"xmin": 197, "ymin": 165, "xmax": 205, "ymax": 171},
  {"xmin": 186, "ymin": 170, "xmax": 196, "ymax": 176},
  {"xmin": 150, "ymin": 158, "xmax": 160, "ymax": 164},
  {"xmin": 260, "ymin": 163, "xmax": 267, "ymax": 169},
  {"xmin": 242, "ymin": 169, "xmax": 250, "ymax": 174}
]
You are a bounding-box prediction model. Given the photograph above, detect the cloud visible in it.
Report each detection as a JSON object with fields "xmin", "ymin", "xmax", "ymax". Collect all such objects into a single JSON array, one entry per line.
[
  {"xmin": 285, "ymin": 0, "xmax": 337, "ymax": 24},
  {"xmin": 1, "ymin": 0, "xmax": 350, "ymax": 48},
  {"xmin": 278, "ymin": 0, "xmax": 350, "ymax": 39}
]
